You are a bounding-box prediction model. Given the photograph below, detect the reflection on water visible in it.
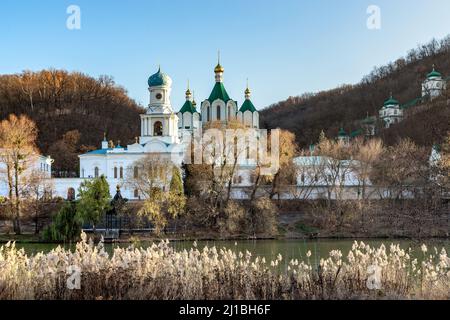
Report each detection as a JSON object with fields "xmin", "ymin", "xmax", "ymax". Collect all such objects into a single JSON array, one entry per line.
[{"xmin": 13, "ymin": 238, "xmax": 450, "ymax": 267}]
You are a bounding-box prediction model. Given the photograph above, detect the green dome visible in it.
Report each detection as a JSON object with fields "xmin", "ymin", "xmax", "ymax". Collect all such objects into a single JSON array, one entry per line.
[
  {"xmin": 148, "ymin": 67, "xmax": 172, "ymax": 87},
  {"xmin": 427, "ymin": 69, "xmax": 442, "ymax": 79},
  {"xmin": 384, "ymin": 97, "xmax": 399, "ymax": 106}
]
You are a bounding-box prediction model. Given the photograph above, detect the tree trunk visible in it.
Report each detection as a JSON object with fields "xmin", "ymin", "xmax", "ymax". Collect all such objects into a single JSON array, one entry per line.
[
  {"xmin": 6, "ymin": 164, "xmax": 15, "ymax": 233},
  {"xmin": 250, "ymin": 173, "xmax": 261, "ymax": 202},
  {"xmin": 14, "ymin": 165, "xmax": 21, "ymax": 235},
  {"xmin": 35, "ymin": 203, "xmax": 39, "ymax": 235}
]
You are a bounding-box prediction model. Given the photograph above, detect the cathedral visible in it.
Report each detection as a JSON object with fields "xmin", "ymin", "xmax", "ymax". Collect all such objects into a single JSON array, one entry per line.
[{"xmin": 52, "ymin": 59, "xmax": 260, "ymax": 200}]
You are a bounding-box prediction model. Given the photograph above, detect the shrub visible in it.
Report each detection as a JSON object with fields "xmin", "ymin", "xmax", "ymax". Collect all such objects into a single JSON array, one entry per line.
[
  {"xmin": 76, "ymin": 176, "xmax": 111, "ymax": 230},
  {"xmin": 42, "ymin": 202, "xmax": 83, "ymax": 243}
]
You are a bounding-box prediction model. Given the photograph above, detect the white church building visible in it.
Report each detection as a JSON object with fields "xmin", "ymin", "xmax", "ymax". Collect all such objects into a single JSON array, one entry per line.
[
  {"xmin": 379, "ymin": 66, "xmax": 448, "ymax": 128},
  {"xmin": 48, "ymin": 60, "xmax": 261, "ymax": 200}
]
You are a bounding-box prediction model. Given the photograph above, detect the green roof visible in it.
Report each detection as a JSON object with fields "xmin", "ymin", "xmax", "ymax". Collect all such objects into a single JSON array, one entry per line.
[
  {"xmin": 338, "ymin": 128, "xmax": 347, "ymax": 137},
  {"xmin": 350, "ymin": 129, "xmax": 363, "ymax": 138},
  {"xmin": 384, "ymin": 97, "xmax": 399, "ymax": 106},
  {"xmin": 208, "ymin": 82, "xmax": 231, "ymax": 103},
  {"xmin": 179, "ymin": 100, "xmax": 198, "ymax": 114},
  {"xmin": 239, "ymin": 99, "xmax": 257, "ymax": 113},
  {"xmin": 400, "ymin": 97, "xmax": 422, "ymax": 110},
  {"xmin": 427, "ymin": 70, "xmax": 442, "ymax": 79},
  {"xmin": 433, "ymin": 144, "xmax": 441, "ymax": 152}
]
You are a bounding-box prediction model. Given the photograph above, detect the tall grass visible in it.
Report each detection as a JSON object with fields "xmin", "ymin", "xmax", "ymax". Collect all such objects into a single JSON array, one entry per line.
[{"xmin": 0, "ymin": 233, "xmax": 448, "ymax": 300}]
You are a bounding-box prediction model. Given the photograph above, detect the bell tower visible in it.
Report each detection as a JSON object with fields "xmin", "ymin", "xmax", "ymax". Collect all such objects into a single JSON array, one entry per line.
[{"xmin": 140, "ymin": 67, "xmax": 179, "ymax": 145}]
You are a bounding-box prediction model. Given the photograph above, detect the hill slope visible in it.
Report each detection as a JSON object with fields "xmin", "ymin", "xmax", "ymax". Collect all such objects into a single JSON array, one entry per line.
[
  {"xmin": 261, "ymin": 36, "xmax": 450, "ymax": 148},
  {"xmin": 0, "ymin": 70, "xmax": 144, "ymax": 176}
]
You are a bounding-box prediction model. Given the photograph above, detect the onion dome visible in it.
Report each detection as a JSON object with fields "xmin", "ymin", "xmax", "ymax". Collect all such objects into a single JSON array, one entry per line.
[
  {"xmin": 383, "ymin": 94, "xmax": 399, "ymax": 107},
  {"xmin": 427, "ymin": 68, "xmax": 442, "ymax": 79},
  {"xmin": 192, "ymin": 91, "xmax": 197, "ymax": 107},
  {"xmin": 148, "ymin": 66, "xmax": 172, "ymax": 87},
  {"xmin": 214, "ymin": 51, "xmax": 224, "ymax": 73},
  {"xmin": 185, "ymin": 80, "xmax": 192, "ymax": 99},
  {"xmin": 180, "ymin": 83, "xmax": 197, "ymax": 114},
  {"xmin": 214, "ymin": 63, "xmax": 224, "ymax": 74},
  {"xmin": 239, "ymin": 83, "xmax": 257, "ymax": 113}
]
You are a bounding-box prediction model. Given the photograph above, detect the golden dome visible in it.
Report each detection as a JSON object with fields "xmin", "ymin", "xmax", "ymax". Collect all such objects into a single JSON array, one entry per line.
[
  {"xmin": 214, "ymin": 63, "xmax": 224, "ymax": 73},
  {"xmin": 245, "ymin": 87, "xmax": 251, "ymax": 95},
  {"xmin": 185, "ymin": 88, "xmax": 192, "ymax": 96}
]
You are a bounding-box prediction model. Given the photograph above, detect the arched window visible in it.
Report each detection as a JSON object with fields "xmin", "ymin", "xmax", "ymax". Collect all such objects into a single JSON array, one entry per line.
[
  {"xmin": 114, "ymin": 167, "xmax": 118, "ymax": 179},
  {"xmin": 217, "ymin": 105, "xmax": 221, "ymax": 121},
  {"xmin": 228, "ymin": 106, "xmax": 232, "ymax": 120},
  {"xmin": 94, "ymin": 167, "xmax": 99, "ymax": 178},
  {"xmin": 238, "ymin": 176, "xmax": 243, "ymax": 184},
  {"xmin": 154, "ymin": 121, "xmax": 163, "ymax": 136},
  {"xmin": 81, "ymin": 169, "xmax": 85, "ymax": 178},
  {"xmin": 120, "ymin": 167, "xmax": 124, "ymax": 179},
  {"xmin": 134, "ymin": 189, "xmax": 139, "ymax": 198},
  {"xmin": 134, "ymin": 166, "xmax": 139, "ymax": 179},
  {"xmin": 207, "ymin": 106, "xmax": 210, "ymax": 122}
]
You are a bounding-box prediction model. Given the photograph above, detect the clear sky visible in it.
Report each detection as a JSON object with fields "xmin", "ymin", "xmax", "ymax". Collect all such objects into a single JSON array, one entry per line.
[{"xmin": 1, "ymin": 0, "xmax": 450, "ymax": 110}]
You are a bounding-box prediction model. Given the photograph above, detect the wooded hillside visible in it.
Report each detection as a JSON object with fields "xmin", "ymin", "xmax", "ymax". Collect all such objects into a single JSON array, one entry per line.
[
  {"xmin": 0, "ymin": 70, "xmax": 144, "ymax": 176},
  {"xmin": 261, "ymin": 36, "xmax": 450, "ymax": 148}
]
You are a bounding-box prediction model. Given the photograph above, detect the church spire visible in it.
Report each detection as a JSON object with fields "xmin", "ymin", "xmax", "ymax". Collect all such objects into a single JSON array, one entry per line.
[
  {"xmin": 185, "ymin": 79, "xmax": 192, "ymax": 101},
  {"xmin": 245, "ymin": 78, "xmax": 251, "ymax": 100},
  {"xmin": 214, "ymin": 50, "xmax": 224, "ymax": 82}
]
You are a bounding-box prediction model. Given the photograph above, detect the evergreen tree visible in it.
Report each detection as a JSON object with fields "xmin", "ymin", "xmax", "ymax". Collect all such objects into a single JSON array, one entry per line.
[
  {"xmin": 76, "ymin": 176, "xmax": 111, "ymax": 230},
  {"xmin": 42, "ymin": 202, "xmax": 83, "ymax": 243},
  {"xmin": 170, "ymin": 166, "xmax": 184, "ymax": 195}
]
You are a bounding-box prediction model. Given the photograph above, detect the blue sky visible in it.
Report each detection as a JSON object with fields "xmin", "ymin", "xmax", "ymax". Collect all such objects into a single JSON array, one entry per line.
[{"xmin": 1, "ymin": 0, "xmax": 450, "ymax": 109}]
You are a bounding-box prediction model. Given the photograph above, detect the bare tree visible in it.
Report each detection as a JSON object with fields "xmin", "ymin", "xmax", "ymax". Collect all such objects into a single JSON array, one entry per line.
[
  {"xmin": 371, "ymin": 139, "xmax": 428, "ymax": 200},
  {"xmin": 0, "ymin": 115, "xmax": 38, "ymax": 234},
  {"xmin": 315, "ymin": 133, "xmax": 352, "ymax": 210},
  {"xmin": 351, "ymin": 138, "xmax": 384, "ymax": 200},
  {"xmin": 22, "ymin": 170, "xmax": 54, "ymax": 234},
  {"xmin": 125, "ymin": 154, "xmax": 172, "ymax": 198}
]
